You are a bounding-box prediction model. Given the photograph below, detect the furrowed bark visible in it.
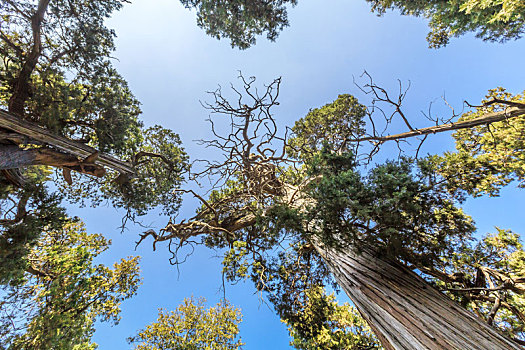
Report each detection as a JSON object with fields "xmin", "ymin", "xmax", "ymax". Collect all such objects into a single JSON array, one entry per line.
[
  {"xmin": 316, "ymin": 245, "xmax": 520, "ymax": 350},
  {"xmin": 157, "ymin": 182, "xmax": 523, "ymax": 349},
  {"xmin": 160, "ymin": 188, "xmax": 524, "ymax": 348},
  {"xmin": 285, "ymin": 185, "xmax": 520, "ymax": 350}
]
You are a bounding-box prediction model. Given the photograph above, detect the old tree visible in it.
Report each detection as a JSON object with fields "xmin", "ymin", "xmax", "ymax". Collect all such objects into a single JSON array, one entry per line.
[
  {"xmin": 137, "ymin": 75, "xmax": 525, "ymax": 349},
  {"xmin": 0, "ymin": 0, "xmax": 188, "ymax": 278}
]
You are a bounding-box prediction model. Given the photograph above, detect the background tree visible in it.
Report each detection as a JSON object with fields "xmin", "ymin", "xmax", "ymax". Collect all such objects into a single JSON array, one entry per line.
[
  {"xmin": 428, "ymin": 228, "xmax": 525, "ymax": 345},
  {"xmin": 0, "ymin": 167, "xmax": 66, "ymax": 284},
  {"xmin": 284, "ymin": 287, "xmax": 381, "ymax": 350},
  {"xmin": 0, "ymin": 0, "xmax": 188, "ymax": 282},
  {"xmin": 137, "ymin": 76, "xmax": 525, "ymax": 349},
  {"xmin": 433, "ymin": 88, "xmax": 525, "ymax": 196},
  {"xmin": 0, "ymin": 0, "xmax": 188, "ymax": 213},
  {"xmin": 0, "ymin": 220, "xmax": 141, "ymax": 349},
  {"xmin": 179, "ymin": 0, "xmax": 525, "ymax": 49},
  {"xmin": 129, "ymin": 297, "xmax": 243, "ymax": 350}
]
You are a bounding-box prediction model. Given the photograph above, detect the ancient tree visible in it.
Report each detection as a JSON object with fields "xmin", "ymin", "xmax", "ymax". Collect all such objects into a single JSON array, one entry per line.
[{"xmin": 138, "ymin": 75, "xmax": 525, "ymax": 349}]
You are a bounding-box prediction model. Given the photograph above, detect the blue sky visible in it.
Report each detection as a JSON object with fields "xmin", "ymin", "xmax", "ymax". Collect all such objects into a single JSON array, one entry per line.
[{"xmin": 67, "ymin": 0, "xmax": 525, "ymax": 348}]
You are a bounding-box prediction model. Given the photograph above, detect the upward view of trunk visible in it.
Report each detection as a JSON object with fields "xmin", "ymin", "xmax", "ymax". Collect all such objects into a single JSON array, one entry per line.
[{"xmin": 314, "ymin": 244, "xmax": 520, "ymax": 350}]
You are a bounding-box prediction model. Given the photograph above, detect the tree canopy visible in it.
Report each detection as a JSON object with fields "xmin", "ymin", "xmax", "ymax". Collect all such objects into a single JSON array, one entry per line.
[
  {"xmin": 367, "ymin": 0, "xmax": 525, "ymax": 48},
  {"xmin": 0, "ymin": 0, "xmax": 188, "ymax": 216},
  {"xmin": 180, "ymin": 0, "xmax": 298, "ymax": 49},
  {"xmin": 0, "ymin": 0, "xmax": 187, "ymax": 284},
  {"xmin": 179, "ymin": 0, "xmax": 525, "ymax": 48},
  {"xmin": 129, "ymin": 297, "xmax": 243, "ymax": 350},
  {"xmin": 0, "ymin": 221, "xmax": 141, "ymax": 349},
  {"xmin": 1, "ymin": 0, "xmax": 525, "ymax": 348}
]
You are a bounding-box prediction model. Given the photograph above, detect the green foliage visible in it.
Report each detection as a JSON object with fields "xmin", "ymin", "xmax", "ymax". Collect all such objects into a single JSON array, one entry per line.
[
  {"xmin": 429, "ymin": 228, "xmax": 525, "ymax": 341},
  {"xmin": 182, "ymin": 88, "xmax": 525, "ymax": 345},
  {"xmin": 175, "ymin": 0, "xmax": 525, "ymax": 49},
  {"xmin": 20, "ymin": 63, "xmax": 142, "ymax": 155},
  {"xmin": 222, "ymin": 241, "xmax": 250, "ymax": 281},
  {"xmin": 59, "ymin": 125, "xmax": 188, "ymax": 219},
  {"xmin": 285, "ymin": 287, "xmax": 381, "ymax": 350},
  {"xmin": 434, "ymin": 88, "xmax": 525, "ymax": 197},
  {"xmin": 0, "ymin": 0, "xmax": 188, "ymax": 217},
  {"xmin": 180, "ymin": 0, "xmax": 297, "ymax": 49},
  {"xmin": 305, "ymin": 152, "xmax": 475, "ymax": 266},
  {"xmin": 288, "ymin": 94, "xmax": 367, "ymax": 162},
  {"xmin": 367, "ymin": 0, "xmax": 525, "ymax": 48},
  {"xmin": 0, "ymin": 0, "xmax": 187, "ymax": 299},
  {"xmin": 0, "ymin": 221, "xmax": 141, "ymax": 349},
  {"xmin": 216, "ymin": 229, "xmax": 379, "ymax": 349},
  {"xmin": 129, "ymin": 297, "xmax": 243, "ymax": 350},
  {"xmin": 0, "ymin": 169, "xmax": 67, "ymax": 285}
]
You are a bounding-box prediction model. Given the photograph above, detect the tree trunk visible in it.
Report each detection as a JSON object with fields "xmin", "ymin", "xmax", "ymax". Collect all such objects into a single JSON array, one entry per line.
[
  {"xmin": 0, "ymin": 109, "xmax": 134, "ymax": 174},
  {"xmin": 314, "ymin": 244, "xmax": 520, "ymax": 350},
  {"xmin": 0, "ymin": 145, "xmax": 105, "ymax": 177}
]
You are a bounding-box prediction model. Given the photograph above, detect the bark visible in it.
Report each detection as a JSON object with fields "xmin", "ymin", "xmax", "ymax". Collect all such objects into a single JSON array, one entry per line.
[
  {"xmin": 315, "ymin": 244, "xmax": 521, "ymax": 350},
  {"xmin": 0, "ymin": 109, "xmax": 134, "ymax": 175},
  {"xmin": 0, "ymin": 145, "xmax": 105, "ymax": 177},
  {"xmin": 8, "ymin": 0, "xmax": 51, "ymax": 115},
  {"xmin": 158, "ymin": 181, "xmax": 523, "ymax": 349}
]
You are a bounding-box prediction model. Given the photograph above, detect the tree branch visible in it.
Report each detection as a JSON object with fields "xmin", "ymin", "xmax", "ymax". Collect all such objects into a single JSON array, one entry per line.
[
  {"xmin": 8, "ymin": 0, "xmax": 51, "ymax": 115},
  {"xmin": 352, "ymin": 107, "xmax": 525, "ymax": 143}
]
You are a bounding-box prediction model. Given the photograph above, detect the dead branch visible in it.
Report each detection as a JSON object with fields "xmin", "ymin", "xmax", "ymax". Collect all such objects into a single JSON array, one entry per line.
[
  {"xmin": 349, "ymin": 72, "xmax": 525, "ymax": 160},
  {"xmin": 352, "ymin": 106, "xmax": 525, "ymax": 143}
]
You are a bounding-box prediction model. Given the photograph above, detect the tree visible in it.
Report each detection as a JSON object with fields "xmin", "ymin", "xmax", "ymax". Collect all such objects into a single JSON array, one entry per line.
[
  {"xmin": 0, "ymin": 220, "xmax": 141, "ymax": 349},
  {"xmin": 0, "ymin": 0, "xmax": 187, "ymax": 210},
  {"xmin": 0, "ymin": 0, "xmax": 187, "ymax": 283},
  {"xmin": 179, "ymin": 0, "xmax": 525, "ymax": 49},
  {"xmin": 137, "ymin": 76, "xmax": 525, "ymax": 349},
  {"xmin": 128, "ymin": 297, "xmax": 243, "ymax": 350},
  {"xmin": 0, "ymin": 167, "xmax": 67, "ymax": 284}
]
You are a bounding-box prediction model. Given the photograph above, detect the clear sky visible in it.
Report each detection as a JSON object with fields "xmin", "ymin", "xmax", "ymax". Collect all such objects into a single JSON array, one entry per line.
[{"xmin": 67, "ymin": 0, "xmax": 525, "ymax": 348}]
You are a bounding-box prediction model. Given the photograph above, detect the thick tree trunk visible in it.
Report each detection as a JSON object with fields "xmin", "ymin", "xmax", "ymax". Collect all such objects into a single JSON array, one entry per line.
[
  {"xmin": 0, "ymin": 145, "xmax": 105, "ymax": 177},
  {"xmin": 0, "ymin": 110, "xmax": 134, "ymax": 174},
  {"xmin": 315, "ymin": 244, "xmax": 520, "ymax": 350}
]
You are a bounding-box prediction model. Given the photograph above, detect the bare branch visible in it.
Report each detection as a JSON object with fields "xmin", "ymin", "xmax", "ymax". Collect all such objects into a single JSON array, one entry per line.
[{"xmin": 351, "ymin": 107, "xmax": 525, "ymax": 144}]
